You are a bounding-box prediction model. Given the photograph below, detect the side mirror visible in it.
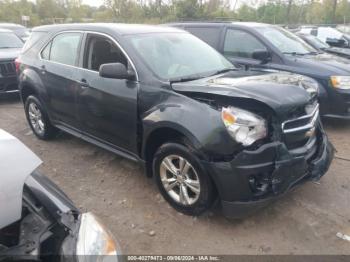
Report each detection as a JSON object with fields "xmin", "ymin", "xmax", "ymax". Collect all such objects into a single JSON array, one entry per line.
[
  {"xmin": 99, "ymin": 63, "xmax": 135, "ymax": 80},
  {"xmin": 326, "ymin": 38, "xmax": 345, "ymax": 47},
  {"xmin": 252, "ymin": 50, "xmax": 271, "ymax": 64}
]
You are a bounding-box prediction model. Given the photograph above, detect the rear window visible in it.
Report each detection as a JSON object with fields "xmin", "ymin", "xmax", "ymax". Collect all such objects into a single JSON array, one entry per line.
[
  {"xmin": 186, "ymin": 27, "xmax": 221, "ymax": 48},
  {"xmin": 22, "ymin": 31, "xmax": 47, "ymax": 53}
]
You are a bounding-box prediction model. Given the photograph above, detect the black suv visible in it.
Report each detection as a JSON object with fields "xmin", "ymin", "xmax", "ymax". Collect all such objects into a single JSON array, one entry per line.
[
  {"xmin": 18, "ymin": 24, "xmax": 333, "ymax": 218},
  {"xmin": 0, "ymin": 29, "xmax": 23, "ymax": 94},
  {"xmin": 169, "ymin": 22, "xmax": 350, "ymax": 120},
  {"xmin": 297, "ymin": 32, "xmax": 350, "ymax": 59}
]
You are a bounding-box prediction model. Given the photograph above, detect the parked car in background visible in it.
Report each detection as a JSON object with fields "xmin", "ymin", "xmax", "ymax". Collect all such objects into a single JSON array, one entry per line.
[
  {"xmin": 299, "ymin": 26, "xmax": 350, "ymax": 48},
  {"xmin": 0, "ymin": 23, "xmax": 30, "ymax": 42},
  {"xmin": 169, "ymin": 22, "xmax": 350, "ymax": 120},
  {"xmin": 17, "ymin": 24, "xmax": 333, "ymax": 218},
  {"xmin": 0, "ymin": 29, "xmax": 23, "ymax": 95},
  {"xmin": 0, "ymin": 129, "xmax": 119, "ymax": 261},
  {"xmin": 337, "ymin": 24, "xmax": 350, "ymax": 35},
  {"xmin": 297, "ymin": 32, "xmax": 350, "ymax": 59}
]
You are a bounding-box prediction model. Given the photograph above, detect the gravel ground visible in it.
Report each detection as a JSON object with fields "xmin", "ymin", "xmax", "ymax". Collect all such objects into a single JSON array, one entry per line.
[{"xmin": 1, "ymin": 94, "xmax": 350, "ymax": 255}]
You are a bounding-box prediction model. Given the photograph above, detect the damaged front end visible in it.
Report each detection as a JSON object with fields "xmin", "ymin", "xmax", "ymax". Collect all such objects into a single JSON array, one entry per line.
[
  {"xmin": 202, "ymin": 104, "xmax": 334, "ymax": 218},
  {"xmin": 0, "ymin": 173, "xmax": 80, "ymax": 261},
  {"xmin": 0, "ymin": 130, "xmax": 119, "ymax": 261},
  {"xmin": 171, "ymin": 72, "xmax": 334, "ymax": 218}
]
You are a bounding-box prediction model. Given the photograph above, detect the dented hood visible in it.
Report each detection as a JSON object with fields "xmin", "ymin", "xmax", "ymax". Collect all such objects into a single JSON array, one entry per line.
[
  {"xmin": 0, "ymin": 130, "xmax": 42, "ymax": 229},
  {"xmin": 172, "ymin": 71, "xmax": 314, "ymax": 117}
]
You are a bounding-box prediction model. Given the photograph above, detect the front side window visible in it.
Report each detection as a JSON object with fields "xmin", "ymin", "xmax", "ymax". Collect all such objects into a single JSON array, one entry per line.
[
  {"xmin": 129, "ymin": 32, "xmax": 233, "ymax": 80},
  {"xmin": 305, "ymin": 35, "xmax": 329, "ymax": 49},
  {"xmin": 259, "ymin": 26, "xmax": 316, "ymax": 55},
  {"xmin": 223, "ymin": 29, "xmax": 267, "ymax": 59},
  {"xmin": 83, "ymin": 34, "xmax": 128, "ymax": 71},
  {"xmin": 45, "ymin": 32, "xmax": 82, "ymax": 66},
  {"xmin": 0, "ymin": 32, "xmax": 23, "ymax": 49}
]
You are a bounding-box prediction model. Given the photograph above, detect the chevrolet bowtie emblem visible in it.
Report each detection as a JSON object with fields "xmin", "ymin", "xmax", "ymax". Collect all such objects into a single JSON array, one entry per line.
[{"xmin": 306, "ymin": 127, "xmax": 316, "ymax": 137}]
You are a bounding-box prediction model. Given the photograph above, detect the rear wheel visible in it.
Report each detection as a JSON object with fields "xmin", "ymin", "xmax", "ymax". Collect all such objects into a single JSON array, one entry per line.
[
  {"xmin": 153, "ymin": 143, "xmax": 215, "ymax": 216},
  {"xmin": 25, "ymin": 96, "xmax": 58, "ymax": 140}
]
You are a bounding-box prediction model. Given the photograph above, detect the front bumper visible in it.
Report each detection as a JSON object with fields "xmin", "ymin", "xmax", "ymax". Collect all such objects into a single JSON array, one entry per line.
[
  {"xmin": 322, "ymin": 88, "xmax": 350, "ymax": 120},
  {"xmin": 0, "ymin": 75, "xmax": 18, "ymax": 94},
  {"xmin": 202, "ymin": 130, "xmax": 334, "ymax": 218}
]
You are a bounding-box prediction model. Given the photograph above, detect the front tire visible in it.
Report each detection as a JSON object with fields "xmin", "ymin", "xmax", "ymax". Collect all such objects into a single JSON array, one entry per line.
[
  {"xmin": 25, "ymin": 95, "xmax": 58, "ymax": 140},
  {"xmin": 153, "ymin": 143, "xmax": 215, "ymax": 216}
]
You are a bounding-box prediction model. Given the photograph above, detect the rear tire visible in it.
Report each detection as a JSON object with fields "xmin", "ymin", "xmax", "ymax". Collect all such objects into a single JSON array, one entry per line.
[
  {"xmin": 153, "ymin": 142, "xmax": 215, "ymax": 216},
  {"xmin": 25, "ymin": 95, "xmax": 58, "ymax": 140}
]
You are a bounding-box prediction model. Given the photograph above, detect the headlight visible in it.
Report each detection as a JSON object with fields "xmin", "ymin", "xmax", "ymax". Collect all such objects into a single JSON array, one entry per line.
[
  {"xmin": 77, "ymin": 212, "xmax": 119, "ymax": 261},
  {"xmin": 299, "ymin": 77, "xmax": 319, "ymax": 97},
  {"xmin": 221, "ymin": 107, "xmax": 267, "ymax": 146},
  {"xmin": 330, "ymin": 76, "xmax": 350, "ymax": 90}
]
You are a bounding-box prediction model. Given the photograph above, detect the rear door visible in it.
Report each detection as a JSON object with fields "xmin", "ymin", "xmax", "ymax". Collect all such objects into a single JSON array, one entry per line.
[
  {"xmin": 76, "ymin": 33, "xmax": 139, "ymax": 154},
  {"xmin": 184, "ymin": 26, "xmax": 223, "ymax": 50},
  {"xmin": 40, "ymin": 32, "xmax": 83, "ymax": 129}
]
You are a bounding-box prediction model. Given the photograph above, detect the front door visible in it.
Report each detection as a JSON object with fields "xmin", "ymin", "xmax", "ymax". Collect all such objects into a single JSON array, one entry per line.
[
  {"xmin": 222, "ymin": 28, "xmax": 271, "ymax": 70},
  {"xmin": 76, "ymin": 33, "xmax": 139, "ymax": 154}
]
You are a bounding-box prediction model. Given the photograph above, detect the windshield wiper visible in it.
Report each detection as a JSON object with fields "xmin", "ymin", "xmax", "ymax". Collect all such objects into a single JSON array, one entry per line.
[
  {"xmin": 170, "ymin": 75, "xmax": 203, "ymax": 84},
  {"xmin": 283, "ymin": 51, "xmax": 318, "ymax": 56},
  {"xmin": 282, "ymin": 52, "xmax": 308, "ymax": 56},
  {"xmin": 210, "ymin": 68, "xmax": 236, "ymax": 76}
]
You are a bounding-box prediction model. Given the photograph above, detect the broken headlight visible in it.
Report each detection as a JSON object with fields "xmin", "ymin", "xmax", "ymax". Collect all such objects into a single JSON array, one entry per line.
[
  {"xmin": 77, "ymin": 212, "xmax": 119, "ymax": 261},
  {"xmin": 221, "ymin": 107, "xmax": 267, "ymax": 146}
]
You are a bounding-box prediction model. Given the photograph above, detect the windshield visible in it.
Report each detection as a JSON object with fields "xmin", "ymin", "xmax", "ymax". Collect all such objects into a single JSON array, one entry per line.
[
  {"xmin": 0, "ymin": 32, "xmax": 23, "ymax": 48},
  {"xmin": 259, "ymin": 26, "xmax": 316, "ymax": 55},
  {"xmin": 128, "ymin": 32, "xmax": 233, "ymax": 80},
  {"xmin": 304, "ymin": 35, "xmax": 329, "ymax": 49}
]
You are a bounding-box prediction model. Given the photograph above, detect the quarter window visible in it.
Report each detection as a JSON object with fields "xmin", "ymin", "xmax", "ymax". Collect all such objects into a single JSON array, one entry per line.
[
  {"xmin": 224, "ymin": 29, "xmax": 267, "ymax": 59},
  {"xmin": 42, "ymin": 32, "xmax": 82, "ymax": 66},
  {"xmin": 41, "ymin": 41, "xmax": 51, "ymax": 60}
]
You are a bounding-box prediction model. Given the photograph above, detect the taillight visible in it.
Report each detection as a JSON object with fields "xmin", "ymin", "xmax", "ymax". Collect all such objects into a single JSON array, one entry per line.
[{"xmin": 15, "ymin": 58, "xmax": 21, "ymax": 74}]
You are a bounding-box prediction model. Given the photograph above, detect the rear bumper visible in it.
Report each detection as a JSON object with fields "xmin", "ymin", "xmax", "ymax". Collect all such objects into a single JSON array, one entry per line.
[
  {"xmin": 202, "ymin": 129, "xmax": 334, "ymax": 218},
  {"xmin": 0, "ymin": 75, "xmax": 18, "ymax": 94}
]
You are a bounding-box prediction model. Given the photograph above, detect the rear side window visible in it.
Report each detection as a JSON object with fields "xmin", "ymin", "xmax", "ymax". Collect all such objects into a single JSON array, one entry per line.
[
  {"xmin": 41, "ymin": 32, "xmax": 82, "ymax": 66},
  {"xmin": 186, "ymin": 27, "xmax": 221, "ymax": 48},
  {"xmin": 223, "ymin": 29, "xmax": 267, "ymax": 59},
  {"xmin": 22, "ymin": 32, "xmax": 47, "ymax": 53}
]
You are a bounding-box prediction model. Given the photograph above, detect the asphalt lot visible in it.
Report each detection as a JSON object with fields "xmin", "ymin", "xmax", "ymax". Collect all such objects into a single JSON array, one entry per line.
[{"xmin": 1, "ymin": 94, "xmax": 350, "ymax": 255}]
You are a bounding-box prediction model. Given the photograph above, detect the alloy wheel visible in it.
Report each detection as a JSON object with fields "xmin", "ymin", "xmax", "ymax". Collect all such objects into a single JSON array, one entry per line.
[
  {"xmin": 28, "ymin": 102, "xmax": 45, "ymax": 135},
  {"xmin": 159, "ymin": 155, "xmax": 201, "ymax": 206}
]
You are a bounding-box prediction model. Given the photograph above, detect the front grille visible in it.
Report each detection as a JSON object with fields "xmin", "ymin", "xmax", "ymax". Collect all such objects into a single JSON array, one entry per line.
[
  {"xmin": 282, "ymin": 103, "xmax": 319, "ymax": 150},
  {"xmin": 0, "ymin": 61, "xmax": 16, "ymax": 76}
]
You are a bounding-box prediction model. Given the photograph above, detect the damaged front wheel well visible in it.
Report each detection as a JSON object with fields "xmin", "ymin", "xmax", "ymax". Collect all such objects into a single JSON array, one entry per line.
[{"xmin": 143, "ymin": 128, "xmax": 196, "ymax": 177}]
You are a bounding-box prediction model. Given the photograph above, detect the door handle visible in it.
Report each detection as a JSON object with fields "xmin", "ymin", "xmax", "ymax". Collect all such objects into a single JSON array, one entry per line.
[{"xmin": 79, "ymin": 78, "xmax": 90, "ymax": 89}]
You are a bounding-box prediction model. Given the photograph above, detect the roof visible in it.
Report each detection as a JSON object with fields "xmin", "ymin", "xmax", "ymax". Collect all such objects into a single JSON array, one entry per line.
[
  {"xmin": 167, "ymin": 21, "xmax": 273, "ymax": 28},
  {"xmin": 33, "ymin": 23, "xmax": 185, "ymax": 35},
  {"xmin": 0, "ymin": 23, "xmax": 25, "ymax": 29},
  {"xmin": 0, "ymin": 28, "xmax": 12, "ymax": 33}
]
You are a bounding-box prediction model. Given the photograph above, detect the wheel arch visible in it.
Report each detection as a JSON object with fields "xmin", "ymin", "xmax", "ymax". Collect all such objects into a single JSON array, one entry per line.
[{"xmin": 142, "ymin": 123, "xmax": 204, "ymax": 178}]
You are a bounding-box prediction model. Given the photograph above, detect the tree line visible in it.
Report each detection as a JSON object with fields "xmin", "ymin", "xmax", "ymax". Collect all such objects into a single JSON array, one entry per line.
[{"xmin": 0, "ymin": 0, "xmax": 349, "ymax": 27}]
